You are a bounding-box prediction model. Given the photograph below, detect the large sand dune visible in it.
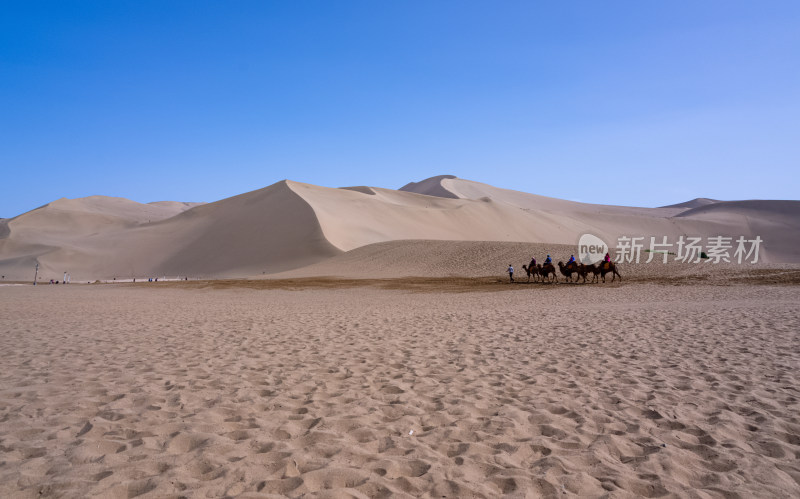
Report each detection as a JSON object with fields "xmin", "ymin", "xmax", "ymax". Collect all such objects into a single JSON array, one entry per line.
[
  {"xmin": 0, "ymin": 197, "xmax": 202, "ymax": 281},
  {"xmin": 1, "ymin": 176, "xmax": 798, "ymax": 281}
]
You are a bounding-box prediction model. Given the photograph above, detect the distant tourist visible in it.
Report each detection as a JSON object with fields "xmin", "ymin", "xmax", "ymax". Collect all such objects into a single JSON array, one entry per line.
[{"xmin": 507, "ymin": 264, "xmax": 514, "ymax": 282}]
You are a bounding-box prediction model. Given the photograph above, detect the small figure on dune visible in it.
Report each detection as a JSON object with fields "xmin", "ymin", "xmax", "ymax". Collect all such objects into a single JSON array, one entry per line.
[
  {"xmin": 604, "ymin": 252, "xmax": 611, "ymax": 263},
  {"xmin": 544, "ymin": 254, "xmax": 552, "ymax": 265},
  {"xmin": 507, "ymin": 264, "xmax": 514, "ymax": 282}
]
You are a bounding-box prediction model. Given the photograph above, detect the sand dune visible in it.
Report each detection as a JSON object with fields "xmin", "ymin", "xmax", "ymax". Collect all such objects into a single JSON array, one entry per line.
[
  {"xmin": 146, "ymin": 200, "xmax": 206, "ymax": 212},
  {"xmin": 289, "ymin": 181, "xmax": 571, "ymax": 251},
  {"xmin": 675, "ymin": 200, "xmax": 800, "ymax": 263},
  {"xmin": 660, "ymin": 197, "xmax": 719, "ymax": 210},
  {"xmin": 0, "ymin": 196, "xmax": 201, "ymax": 282},
  {"xmin": 676, "ymin": 199, "xmax": 800, "ymax": 220},
  {"xmin": 399, "ymin": 174, "xmax": 460, "ymax": 199},
  {"xmin": 0, "ymin": 183, "xmax": 343, "ymax": 280},
  {"xmin": 395, "ymin": 176, "xmax": 798, "ymax": 262},
  {"xmin": 290, "ymin": 177, "xmax": 797, "ymax": 267},
  {"xmin": 145, "ymin": 181, "xmax": 342, "ymax": 277},
  {"xmin": 1, "ymin": 176, "xmax": 798, "ymax": 282}
]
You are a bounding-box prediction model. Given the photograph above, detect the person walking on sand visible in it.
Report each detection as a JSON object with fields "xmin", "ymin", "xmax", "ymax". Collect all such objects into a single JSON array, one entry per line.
[{"xmin": 507, "ymin": 264, "xmax": 514, "ymax": 282}]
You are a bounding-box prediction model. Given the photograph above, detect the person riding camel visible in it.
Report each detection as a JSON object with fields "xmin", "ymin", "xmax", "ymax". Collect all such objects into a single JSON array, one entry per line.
[
  {"xmin": 568, "ymin": 255, "xmax": 576, "ymax": 264},
  {"xmin": 544, "ymin": 254, "xmax": 552, "ymax": 265},
  {"xmin": 529, "ymin": 256, "xmax": 536, "ymax": 268},
  {"xmin": 604, "ymin": 252, "xmax": 611, "ymax": 263}
]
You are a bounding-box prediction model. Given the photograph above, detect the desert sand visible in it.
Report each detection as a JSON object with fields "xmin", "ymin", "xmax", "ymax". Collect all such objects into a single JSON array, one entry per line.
[
  {"xmin": 2, "ymin": 175, "xmax": 798, "ymax": 282},
  {"xmin": 1, "ymin": 176, "xmax": 799, "ymax": 497},
  {"xmin": 1, "ymin": 272, "xmax": 799, "ymax": 498}
]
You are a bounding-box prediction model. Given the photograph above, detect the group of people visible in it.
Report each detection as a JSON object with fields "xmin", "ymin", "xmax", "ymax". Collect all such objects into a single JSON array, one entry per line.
[{"xmin": 507, "ymin": 252, "xmax": 611, "ymax": 282}]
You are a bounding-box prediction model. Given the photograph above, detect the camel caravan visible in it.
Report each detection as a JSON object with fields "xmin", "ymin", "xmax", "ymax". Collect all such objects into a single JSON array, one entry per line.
[{"xmin": 520, "ymin": 255, "xmax": 622, "ymax": 284}]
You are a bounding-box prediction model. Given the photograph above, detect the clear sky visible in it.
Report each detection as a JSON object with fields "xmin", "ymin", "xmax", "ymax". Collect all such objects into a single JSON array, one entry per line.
[{"xmin": 2, "ymin": 1, "xmax": 798, "ymax": 218}]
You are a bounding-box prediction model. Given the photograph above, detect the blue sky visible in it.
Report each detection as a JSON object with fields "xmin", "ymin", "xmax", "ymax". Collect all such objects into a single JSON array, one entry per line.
[{"xmin": 2, "ymin": 1, "xmax": 798, "ymax": 217}]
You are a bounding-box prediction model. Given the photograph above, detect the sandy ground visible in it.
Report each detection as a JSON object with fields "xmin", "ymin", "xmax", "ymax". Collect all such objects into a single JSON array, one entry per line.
[
  {"xmin": 266, "ymin": 240, "xmax": 800, "ymax": 283},
  {"xmin": 1, "ymin": 281, "xmax": 799, "ymax": 498}
]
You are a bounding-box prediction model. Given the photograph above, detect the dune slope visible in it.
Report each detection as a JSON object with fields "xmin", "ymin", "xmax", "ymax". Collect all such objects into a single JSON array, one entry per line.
[
  {"xmin": 393, "ymin": 176, "xmax": 797, "ymax": 263},
  {"xmin": 1, "ymin": 176, "xmax": 798, "ymax": 281},
  {"xmin": 0, "ymin": 183, "xmax": 340, "ymax": 280},
  {"xmin": 0, "ymin": 196, "xmax": 200, "ymax": 281}
]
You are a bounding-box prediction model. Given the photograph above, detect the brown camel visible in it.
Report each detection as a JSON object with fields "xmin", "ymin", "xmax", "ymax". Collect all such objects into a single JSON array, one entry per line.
[
  {"xmin": 597, "ymin": 261, "xmax": 622, "ymax": 282},
  {"xmin": 579, "ymin": 263, "xmax": 601, "ymax": 283},
  {"xmin": 569, "ymin": 263, "xmax": 591, "ymax": 284},
  {"xmin": 539, "ymin": 263, "xmax": 558, "ymax": 283},
  {"xmin": 522, "ymin": 264, "xmax": 540, "ymax": 282},
  {"xmin": 557, "ymin": 261, "xmax": 582, "ymax": 283}
]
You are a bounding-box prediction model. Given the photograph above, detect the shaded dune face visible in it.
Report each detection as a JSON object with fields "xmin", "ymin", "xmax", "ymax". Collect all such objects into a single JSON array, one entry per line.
[
  {"xmin": 0, "ymin": 176, "xmax": 798, "ymax": 280},
  {"xmin": 675, "ymin": 199, "xmax": 800, "ymax": 220},
  {"xmin": 660, "ymin": 197, "xmax": 719, "ymax": 210},
  {"xmin": 399, "ymin": 174, "xmax": 459, "ymax": 199},
  {"xmin": 0, "ymin": 183, "xmax": 342, "ymax": 279},
  {"xmin": 151, "ymin": 181, "xmax": 342, "ymax": 276},
  {"xmin": 673, "ymin": 200, "xmax": 800, "ymax": 263}
]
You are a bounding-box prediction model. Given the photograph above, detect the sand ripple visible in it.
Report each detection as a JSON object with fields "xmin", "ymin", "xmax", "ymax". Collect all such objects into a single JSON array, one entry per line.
[{"xmin": 1, "ymin": 283, "xmax": 799, "ymax": 497}]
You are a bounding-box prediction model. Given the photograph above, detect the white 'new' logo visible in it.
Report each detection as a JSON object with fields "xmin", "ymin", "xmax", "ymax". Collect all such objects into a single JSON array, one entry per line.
[{"xmin": 578, "ymin": 233, "xmax": 608, "ymax": 264}]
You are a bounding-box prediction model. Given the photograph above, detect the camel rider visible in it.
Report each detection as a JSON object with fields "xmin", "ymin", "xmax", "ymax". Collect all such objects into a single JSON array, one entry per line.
[
  {"xmin": 544, "ymin": 254, "xmax": 552, "ymax": 265},
  {"xmin": 604, "ymin": 252, "xmax": 611, "ymax": 263},
  {"xmin": 529, "ymin": 257, "xmax": 536, "ymax": 268},
  {"xmin": 568, "ymin": 255, "xmax": 576, "ymax": 264}
]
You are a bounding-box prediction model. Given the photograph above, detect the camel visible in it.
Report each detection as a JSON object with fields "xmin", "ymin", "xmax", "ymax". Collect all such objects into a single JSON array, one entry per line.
[
  {"xmin": 558, "ymin": 261, "xmax": 581, "ymax": 283},
  {"xmin": 539, "ymin": 263, "xmax": 558, "ymax": 283},
  {"xmin": 568, "ymin": 262, "xmax": 592, "ymax": 284},
  {"xmin": 579, "ymin": 263, "xmax": 601, "ymax": 283},
  {"xmin": 597, "ymin": 261, "xmax": 622, "ymax": 282},
  {"xmin": 522, "ymin": 264, "xmax": 540, "ymax": 282}
]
